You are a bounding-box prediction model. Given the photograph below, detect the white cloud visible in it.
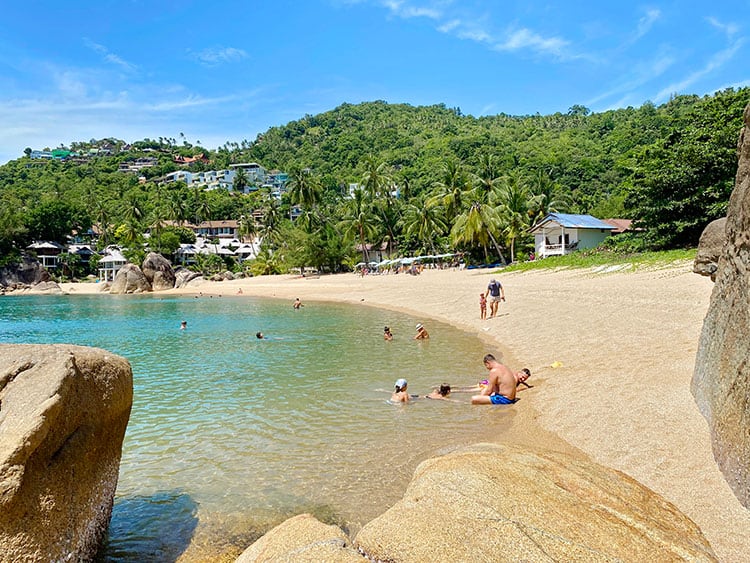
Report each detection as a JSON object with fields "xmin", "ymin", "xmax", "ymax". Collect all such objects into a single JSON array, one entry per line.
[
  {"xmin": 192, "ymin": 47, "xmax": 249, "ymax": 66},
  {"xmin": 654, "ymin": 38, "xmax": 745, "ymax": 102},
  {"xmin": 585, "ymin": 50, "xmax": 676, "ymax": 107},
  {"xmin": 634, "ymin": 8, "xmax": 661, "ymax": 41},
  {"xmin": 83, "ymin": 39, "xmax": 137, "ymax": 72},
  {"xmin": 495, "ymin": 27, "xmax": 569, "ymax": 57},
  {"xmin": 707, "ymin": 16, "xmax": 740, "ymax": 39},
  {"xmin": 379, "ymin": 0, "xmax": 444, "ymax": 19}
]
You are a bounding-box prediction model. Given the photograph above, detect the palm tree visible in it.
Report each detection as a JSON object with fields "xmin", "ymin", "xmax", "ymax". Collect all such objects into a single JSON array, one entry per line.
[
  {"xmin": 287, "ymin": 167, "xmax": 322, "ymax": 209},
  {"xmin": 400, "ymin": 197, "xmax": 447, "ymax": 255},
  {"xmin": 233, "ymin": 167, "xmax": 249, "ymax": 193},
  {"xmin": 473, "ymin": 154, "xmax": 502, "ymax": 204},
  {"xmin": 338, "ymin": 187, "xmax": 378, "ymax": 264},
  {"xmin": 427, "ymin": 160, "xmax": 471, "ymax": 223},
  {"xmin": 528, "ymin": 170, "xmax": 571, "ymax": 223},
  {"xmin": 192, "ymin": 187, "xmax": 212, "ymax": 225},
  {"xmin": 259, "ymin": 190, "xmax": 283, "ymax": 250},
  {"xmin": 360, "ymin": 156, "xmax": 393, "ymax": 200},
  {"xmin": 451, "ymin": 202, "xmax": 505, "ymax": 264},
  {"xmin": 498, "ymin": 172, "xmax": 533, "ymax": 263}
]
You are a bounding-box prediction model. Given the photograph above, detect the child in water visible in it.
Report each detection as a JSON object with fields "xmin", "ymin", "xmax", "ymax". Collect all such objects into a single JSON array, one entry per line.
[{"xmin": 391, "ymin": 378, "xmax": 410, "ymax": 403}]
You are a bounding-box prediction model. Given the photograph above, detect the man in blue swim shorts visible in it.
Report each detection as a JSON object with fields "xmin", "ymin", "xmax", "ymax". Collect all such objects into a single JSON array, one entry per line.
[
  {"xmin": 489, "ymin": 394, "xmax": 516, "ymax": 405},
  {"xmin": 472, "ymin": 353, "xmax": 518, "ymax": 405}
]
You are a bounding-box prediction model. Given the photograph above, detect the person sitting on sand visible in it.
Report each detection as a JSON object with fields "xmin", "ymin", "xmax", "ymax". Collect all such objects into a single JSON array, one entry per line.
[
  {"xmin": 391, "ymin": 378, "xmax": 410, "ymax": 403},
  {"xmin": 426, "ymin": 384, "xmax": 451, "ymax": 400},
  {"xmin": 383, "ymin": 326, "xmax": 393, "ymax": 341},
  {"xmin": 414, "ymin": 323, "xmax": 429, "ymax": 340},
  {"xmin": 471, "ymin": 354, "xmax": 517, "ymax": 405}
]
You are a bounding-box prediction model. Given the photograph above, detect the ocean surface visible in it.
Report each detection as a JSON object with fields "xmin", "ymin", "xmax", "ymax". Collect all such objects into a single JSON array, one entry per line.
[{"xmin": 0, "ymin": 293, "xmax": 516, "ymax": 560}]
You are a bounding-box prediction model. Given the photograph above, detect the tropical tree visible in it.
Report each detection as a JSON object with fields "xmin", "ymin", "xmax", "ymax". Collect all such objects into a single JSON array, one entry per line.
[
  {"xmin": 360, "ymin": 156, "xmax": 393, "ymax": 200},
  {"xmin": 427, "ymin": 160, "xmax": 471, "ymax": 223},
  {"xmin": 338, "ymin": 187, "xmax": 379, "ymax": 263},
  {"xmin": 233, "ymin": 167, "xmax": 249, "ymax": 192},
  {"xmin": 287, "ymin": 167, "xmax": 322, "ymax": 209},
  {"xmin": 498, "ymin": 172, "xmax": 534, "ymax": 262},
  {"xmin": 400, "ymin": 197, "xmax": 447, "ymax": 255}
]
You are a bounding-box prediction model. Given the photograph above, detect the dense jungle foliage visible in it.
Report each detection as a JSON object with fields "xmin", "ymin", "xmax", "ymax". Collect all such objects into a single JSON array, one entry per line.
[{"xmin": 0, "ymin": 87, "xmax": 747, "ymax": 274}]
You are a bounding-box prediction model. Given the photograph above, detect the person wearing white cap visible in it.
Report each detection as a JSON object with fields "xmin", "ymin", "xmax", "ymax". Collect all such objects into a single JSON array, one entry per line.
[
  {"xmin": 391, "ymin": 378, "xmax": 410, "ymax": 403},
  {"xmin": 485, "ymin": 278, "xmax": 505, "ymax": 318},
  {"xmin": 414, "ymin": 323, "xmax": 430, "ymax": 340}
]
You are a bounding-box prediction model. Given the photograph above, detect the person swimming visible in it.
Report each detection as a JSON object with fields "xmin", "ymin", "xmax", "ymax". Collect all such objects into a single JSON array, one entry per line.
[
  {"xmin": 426, "ymin": 384, "xmax": 451, "ymax": 400},
  {"xmin": 256, "ymin": 331, "xmax": 264, "ymax": 339},
  {"xmin": 391, "ymin": 378, "xmax": 410, "ymax": 403}
]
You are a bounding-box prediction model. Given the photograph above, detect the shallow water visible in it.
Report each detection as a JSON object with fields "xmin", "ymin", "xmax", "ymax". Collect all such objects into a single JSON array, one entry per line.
[{"xmin": 0, "ymin": 294, "xmax": 515, "ymax": 560}]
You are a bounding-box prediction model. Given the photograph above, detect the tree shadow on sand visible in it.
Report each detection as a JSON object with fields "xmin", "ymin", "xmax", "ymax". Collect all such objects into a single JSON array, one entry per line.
[{"xmin": 96, "ymin": 490, "xmax": 198, "ymax": 562}]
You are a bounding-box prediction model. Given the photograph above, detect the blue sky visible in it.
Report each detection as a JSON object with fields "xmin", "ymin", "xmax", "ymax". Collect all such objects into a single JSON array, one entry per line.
[{"xmin": 1, "ymin": 0, "xmax": 749, "ymax": 164}]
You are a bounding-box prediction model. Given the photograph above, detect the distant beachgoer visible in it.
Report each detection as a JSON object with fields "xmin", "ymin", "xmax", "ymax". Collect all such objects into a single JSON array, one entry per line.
[
  {"xmin": 392, "ymin": 378, "xmax": 410, "ymax": 403},
  {"xmin": 485, "ymin": 278, "xmax": 505, "ymax": 318},
  {"xmin": 426, "ymin": 384, "xmax": 451, "ymax": 400},
  {"xmin": 471, "ymin": 353, "xmax": 517, "ymax": 405},
  {"xmin": 237, "ymin": 287, "xmax": 243, "ymax": 294},
  {"xmin": 383, "ymin": 326, "xmax": 393, "ymax": 341},
  {"xmin": 414, "ymin": 323, "xmax": 429, "ymax": 340},
  {"xmin": 293, "ymin": 298, "xmax": 303, "ymax": 309},
  {"xmin": 256, "ymin": 331, "xmax": 264, "ymax": 339},
  {"xmin": 180, "ymin": 320, "xmax": 187, "ymax": 330},
  {"xmin": 479, "ymin": 293, "xmax": 487, "ymax": 320}
]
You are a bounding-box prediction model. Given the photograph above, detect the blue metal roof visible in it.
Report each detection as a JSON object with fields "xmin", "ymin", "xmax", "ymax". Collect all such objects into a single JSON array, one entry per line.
[{"xmin": 532, "ymin": 213, "xmax": 615, "ymax": 231}]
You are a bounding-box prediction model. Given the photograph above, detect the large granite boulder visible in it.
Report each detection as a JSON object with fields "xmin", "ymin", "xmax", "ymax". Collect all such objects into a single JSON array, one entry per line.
[
  {"xmin": 239, "ymin": 444, "xmax": 715, "ymax": 562},
  {"xmin": 28, "ymin": 281, "xmax": 63, "ymax": 294},
  {"xmin": 0, "ymin": 254, "xmax": 50, "ymax": 288},
  {"xmin": 693, "ymin": 102, "xmax": 750, "ymax": 507},
  {"xmin": 355, "ymin": 443, "xmax": 716, "ymax": 562},
  {"xmin": 141, "ymin": 252, "xmax": 176, "ymax": 291},
  {"xmin": 694, "ymin": 217, "xmax": 727, "ymax": 281},
  {"xmin": 110, "ymin": 263, "xmax": 152, "ymax": 294},
  {"xmin": 0, "ymin": 344, "xmax": 133, "ymax": 561},
  {"xmin": 236, "ymin": 514, "xmax": 364, "ymax": 562},
  {"xmin": 174, "ymin": 268, "xmax": 202, "ymax": 288}
]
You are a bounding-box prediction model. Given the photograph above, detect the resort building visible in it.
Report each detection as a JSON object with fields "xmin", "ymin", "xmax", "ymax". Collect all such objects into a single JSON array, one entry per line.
[
  {"xmin": 97, "ymin": 247, "xmax": 127, "ymax": 281},
  {"xmin": 530, "ymin": 213, "xmax": 615, "ymax": 258},
  {"xmin": 26, "ymin": 241, "xmax": 65, "ymax": 269}
]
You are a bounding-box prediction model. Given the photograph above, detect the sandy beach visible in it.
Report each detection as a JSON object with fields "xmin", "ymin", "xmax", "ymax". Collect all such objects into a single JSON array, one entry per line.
[{"xmin": 60, "ymin": 262, "xmax": 750, "ymax": 561}]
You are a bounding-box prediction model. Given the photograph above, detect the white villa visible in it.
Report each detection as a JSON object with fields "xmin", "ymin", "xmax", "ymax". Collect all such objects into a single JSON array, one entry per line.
[
  {"xmin": 98, "ymin": 248, "xmax": 127, "ymax": 281},
  {"xmin": 530, "ymin": 213, "xmax": 615, "ymax": 258}
]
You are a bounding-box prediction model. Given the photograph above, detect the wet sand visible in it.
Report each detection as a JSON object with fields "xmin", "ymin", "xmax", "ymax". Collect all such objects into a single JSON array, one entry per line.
[{"xmin": 60, "ymin": 262, "xmax": 750, "ymax": 561}]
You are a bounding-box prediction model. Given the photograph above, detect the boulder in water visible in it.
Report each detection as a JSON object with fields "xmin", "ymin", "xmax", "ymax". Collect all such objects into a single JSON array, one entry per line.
[{"xmin": 0, "ymin": 344, "xmax": 133, "ymax": 561}]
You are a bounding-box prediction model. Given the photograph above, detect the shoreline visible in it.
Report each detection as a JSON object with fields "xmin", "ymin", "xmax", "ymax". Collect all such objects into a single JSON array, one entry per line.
[{"xmin": 60, "ymin": 263, "xmax": 750, "ymax": 560}]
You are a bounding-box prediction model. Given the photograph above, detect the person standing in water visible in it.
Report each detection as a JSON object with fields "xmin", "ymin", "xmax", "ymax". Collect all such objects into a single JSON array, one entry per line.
[{"xmin": 391, "ymin": 378, "xmax": 410, "ymax": 402}]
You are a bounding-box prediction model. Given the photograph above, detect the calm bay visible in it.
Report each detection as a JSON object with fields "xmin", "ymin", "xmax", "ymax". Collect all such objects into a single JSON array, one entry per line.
[{"xmin": 0, "ymin": 294, "xmax": 514, "ymax": 560}]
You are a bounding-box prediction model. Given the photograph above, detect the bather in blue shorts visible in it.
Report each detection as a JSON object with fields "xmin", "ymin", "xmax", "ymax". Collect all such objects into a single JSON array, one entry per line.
[{"xmin": 489, "ymin": 394, "xmax": 516, "ymax": 405}]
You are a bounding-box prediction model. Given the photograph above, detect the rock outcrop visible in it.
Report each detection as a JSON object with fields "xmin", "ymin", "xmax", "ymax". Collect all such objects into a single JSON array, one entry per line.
[
  {"xmin": 693, "ymin": 102, "xmax": 750, "ymax": 507},
  {"xmin": 236, "ymin": 514, "xmax": 363, "ymax": 562},
  {"xmin": 694, "ymin": 217, "xmax": 727, "ymax": 281},
  {"xmin": 174, "ymin": 268, "xmax": 202, "ymax": 288},
  {"xmin": 141, "ymin": 252, "xmax": 176, "ymax": 291},
  {"xmin": 0, "ymin": 344, "xmax": 133, "ymax": 562},
  {"xmin": 238, "ymin": 443, "xmax": 716, "ymax": 562},
  {"xmin": 109, "ymin": 263, "xmax": 152, "ymax": 294},
  {"xmin": 27, "ymin": 281, "xmax": 64, "ymax": 294},
  {"xmin": 0, "ymin": 254, "xmax": 50, "ymax": 288}
]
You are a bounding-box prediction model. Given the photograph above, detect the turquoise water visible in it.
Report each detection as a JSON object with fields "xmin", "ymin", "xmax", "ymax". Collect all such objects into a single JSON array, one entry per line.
[{"xmin": 0, "ymin": 294, "xmax": 515, "ymax": 560}]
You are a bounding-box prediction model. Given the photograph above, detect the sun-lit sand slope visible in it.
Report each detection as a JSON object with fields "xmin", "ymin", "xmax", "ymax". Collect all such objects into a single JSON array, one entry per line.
[{"xmin": 61, "ymin": 262, "xmax": 750, "ymax": 560}]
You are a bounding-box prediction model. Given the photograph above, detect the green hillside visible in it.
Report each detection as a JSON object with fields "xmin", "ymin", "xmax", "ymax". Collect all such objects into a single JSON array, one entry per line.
[{"xmin": 0, "ymin": 88, "xmax": 748, "ymax": 273}]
